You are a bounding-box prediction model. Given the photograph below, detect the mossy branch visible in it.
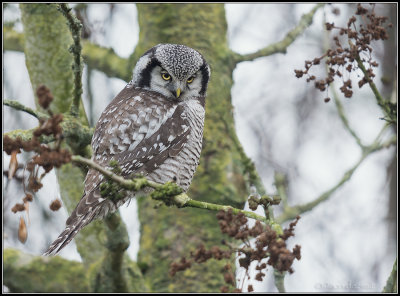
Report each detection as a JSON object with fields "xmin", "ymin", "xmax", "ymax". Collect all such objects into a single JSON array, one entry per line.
[
  {"xmin": 95, "ymin": 212, "xmax": 131, "ymax": 292},
  {"xmin": 3, "ymin": 26, "xmax": 24, "ymax": 52},
  {"xmin": 57, "ymin": 4, "xmax": 83, "ymax": 117},
  {"xmin": 82, "ymin": 41, "xmax": 131, "ymax": 81},
  {"xmin": 232, "ymin": 4, "xmax": 324, "ymax": 65},
  {"xmin": 4, "ymin": 27, "xmax": 130, "ymax": 82},
  {"xmin": 383, "ymin": 258, "xmax": 397, "ymax": 293},
  {"xmin": 71, "ymin": 155, "xmax": 280, "ymax": 230},
  {"xmin": 4, "ymin": 99, "xmax": 49, "ymax": 120},
  {"xmin": 3, "ymin": 100, "xmax": 93, "ymax": 148}
]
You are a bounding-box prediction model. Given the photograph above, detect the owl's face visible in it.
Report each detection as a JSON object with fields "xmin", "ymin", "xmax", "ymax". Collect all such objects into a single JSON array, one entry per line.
[{"xmin": 132, "ymin": 44, "xmax": 210, "ymax": 101}]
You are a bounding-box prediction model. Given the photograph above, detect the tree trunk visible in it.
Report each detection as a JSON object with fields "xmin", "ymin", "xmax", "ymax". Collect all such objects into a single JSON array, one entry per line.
[{"xmin": 133, "ymin": 4, "xmax": 254, "ymax": 292}]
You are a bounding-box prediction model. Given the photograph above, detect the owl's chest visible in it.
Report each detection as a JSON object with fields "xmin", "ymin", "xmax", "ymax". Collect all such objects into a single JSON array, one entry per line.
[{"xmin": 147, "ymin": 99, "xmax": 205, "ymax": 191}]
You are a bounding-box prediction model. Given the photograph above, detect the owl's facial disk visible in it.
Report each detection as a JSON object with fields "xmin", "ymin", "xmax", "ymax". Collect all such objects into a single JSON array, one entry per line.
[
  {"xmin": 132, "ymin": 44, "xmax": 210, "ymax": 102},
  {"xmin": 149, "ymin": 66, "xmax": 203, "ymax": 101}
]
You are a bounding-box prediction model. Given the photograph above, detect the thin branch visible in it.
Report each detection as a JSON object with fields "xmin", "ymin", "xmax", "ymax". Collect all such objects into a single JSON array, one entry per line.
[
  {"xmin": 274, "ymin": 172, "xmax": 289, "ymax": 209},
  {"xmin": 321, "ymin": 18, "xmax": 364, "ymax": 149},
  {"xmin": 71, "ymin": 155, "xmax": 280, "ymax": 229},
  {"xmin": 353, "ymin": 48, "xmax": 385, "ymax": 108},
  {"xmin": 232, "ymin": 4, "xmax": 324, "ymax": 65},
  {"xmin": 274, "ymin": 270, "xmax": 286, "ymax": 293},
  {"xmin": 4, "ymin": 99, "xmax": 49, "ymax": 120},
  {"xmin": 276, "ymin": 124, "xmax": 397, "ymax": 224},
  {"xmin": 57, "ymin": 4, "xmax": 83, "ymax": 117},
  {"xmin": 332, "ymin": 89, "xmax": 365, "ymax": 148},
  {"xmin": 350, "ymin": 40, "xmax": 396, "ymax": 124},
  {"xmin": 4, "ymin": 27, "xmax": 130, "ymax": 82}
]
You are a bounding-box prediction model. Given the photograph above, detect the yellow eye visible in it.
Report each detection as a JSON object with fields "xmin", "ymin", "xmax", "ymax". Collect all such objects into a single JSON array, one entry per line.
[
  {"xmin": 162, "ymin": 73, "xmax": 171, "ymax": 81},
  {"xmin": 187, "ymin": 76, "xmax": 194, "ymax": 83}
]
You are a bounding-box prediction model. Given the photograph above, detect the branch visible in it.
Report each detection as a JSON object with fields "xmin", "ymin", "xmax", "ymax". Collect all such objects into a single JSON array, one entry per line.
[
  {"xmin": 98, "ymin": 212, "xmax": 131, "ymax": 292},
  {"xmin": 81, "ymin": 41, "xmax": 131, "ymax": 81},
  {"xmin": 3, "ymin": 26, "xmax": 24, "ymax": 52},
  {"xmin": 3, "ymin": 111, "xmax": 93, "ymax": 148},
  {"xmin": 276, "ymin": 125, "xmax": 397, "ymax": 224},
  {"xmin": 71, "ymin": 155, "xmax": 280, "ymax": 230},
  {"xmin": 4, "ymin": 99, "xmax": 49, "ymax": 120},
  {"xmin": 4, "ymin": 27, "xmax": 130, "ymax": 82},
  {"xmin": 321, "ymin": 19, "xmax": 364, "ymax": 148},
  {"xmin": 57, "ymin": 4, "xmax": 83, "ymax": 118},
  {"xmin": 350, "ymin": 41, "xmax": 396, "ymax": 125},
  {"xmin": 331, "ymin": 80, "xmax": 365, "ymax": 149},
  {"xmin": 274, "ymin": 270, "xmax": 286, "ymax": 293},
  {"xmin": 383, "ymin": 258, "xmax": 397, "ymax": 293},
  {"xmin": 232, "ymin": 4, "xmax": 324, "ymax": 64}
]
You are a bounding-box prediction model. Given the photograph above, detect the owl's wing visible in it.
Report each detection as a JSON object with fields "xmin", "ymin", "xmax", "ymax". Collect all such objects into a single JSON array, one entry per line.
[{"xmin": 90, "ymin": 86, "xmax": 190, "ymax": 180}]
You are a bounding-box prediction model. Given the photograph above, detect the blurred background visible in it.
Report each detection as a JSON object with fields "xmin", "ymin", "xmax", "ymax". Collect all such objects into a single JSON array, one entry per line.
[{"xmin": 3, "ymin": 3, "xmax": 397, "ymax": 292}]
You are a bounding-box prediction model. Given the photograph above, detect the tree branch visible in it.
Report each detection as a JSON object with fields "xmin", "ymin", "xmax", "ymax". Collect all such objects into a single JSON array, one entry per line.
[
  {"xmin": 3, "ymin": 26, "xmax": 24, "ymax": 52},
  {"xmin": 276, "ymin": 124, "xmax": 397, "ymax": 224},
  {"xmin": 232, "ymin": 4, "xmax": 324, "ymax": 65},
  {"xmin": 4, "ymin": 99, "xmax": 49, "ymax": 120},
  {"xmin": 274, "ymin": 270, "xmax": 286, "ymax": 293},
  {"xmin": 71, "ymin": 155, "xmax": 281, "ymax": 231},
  {"xmin": 81, "ymin": 41, "xmax": 131, "ymax": 81},
  {"xmin": 353, "ymin": 46, "xmax": 396, "ymax": 124},
  {"xmin": 321, "ymin": 12, "xmax": 364, "ymax": 149},
  {"xmin": 57, "ymin": 4, "xmax": 84, "ymax": 118},
  {"xmin": 3, "ymin": 107, "xmax": 93, "ymax": 148},
  {"xmin": 4, "ymin": 27, "xmax": 130, "ymax": 82},
  {"xmin": 331, "ymin": 82, "xmax": 365, "ymax": 149},
  {"xmin": 382, "ymin": 257, "xmax": 397, "ymax": 293}
]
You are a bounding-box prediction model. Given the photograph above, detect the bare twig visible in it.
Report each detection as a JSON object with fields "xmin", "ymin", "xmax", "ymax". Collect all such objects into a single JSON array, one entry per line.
[
  {"xmin": 232, "ymin": 4, "xmax": 324, "ymax": 64},
  {"xmin": 276, "ymin": 124, "xmax": 396, "ymax": 224}
]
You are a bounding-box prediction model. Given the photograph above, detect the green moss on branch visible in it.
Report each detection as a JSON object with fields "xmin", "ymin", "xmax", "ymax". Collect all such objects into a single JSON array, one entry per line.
[{"xmin": 4, "ymin": 248, "xmax": 89, "ymax": 293}]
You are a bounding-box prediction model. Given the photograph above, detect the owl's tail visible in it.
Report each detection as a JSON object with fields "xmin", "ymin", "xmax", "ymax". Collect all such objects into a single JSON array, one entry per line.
[{"xmin": 43, "ymin": 190, "xmax": 105, "ymax": 256}]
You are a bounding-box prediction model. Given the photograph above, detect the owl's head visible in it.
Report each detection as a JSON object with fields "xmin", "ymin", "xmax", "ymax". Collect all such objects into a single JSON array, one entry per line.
[{"xmin": 132, "ymin": 44, "xmax": 210, "ymax": 101}]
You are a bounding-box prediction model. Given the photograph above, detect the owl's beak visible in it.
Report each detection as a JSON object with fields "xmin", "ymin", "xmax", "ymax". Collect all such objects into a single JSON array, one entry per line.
[{"xmin": 176, "ymin": 88, "xmax": 181, "ymax": 98}]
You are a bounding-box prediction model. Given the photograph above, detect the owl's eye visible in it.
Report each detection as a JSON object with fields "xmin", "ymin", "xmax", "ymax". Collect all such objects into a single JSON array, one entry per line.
[
  {"xmin": 161, "ymin": 72, "xmax": 171, "ymax": 81},
  {"xmin": 187, "ymin": 76, "xmax": 194, "ymax": 84}
]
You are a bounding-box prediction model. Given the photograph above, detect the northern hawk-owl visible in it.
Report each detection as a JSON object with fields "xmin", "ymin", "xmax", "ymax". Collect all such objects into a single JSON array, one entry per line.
[{"xmin": 44, "ymin": 44, "xmax": 210, "ymax": 255}]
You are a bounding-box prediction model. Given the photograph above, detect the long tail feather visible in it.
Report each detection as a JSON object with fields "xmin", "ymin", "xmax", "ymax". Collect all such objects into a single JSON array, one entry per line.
[{"xmin": 43, "ymin": 190, "xmax": 105, "ymax": 256}]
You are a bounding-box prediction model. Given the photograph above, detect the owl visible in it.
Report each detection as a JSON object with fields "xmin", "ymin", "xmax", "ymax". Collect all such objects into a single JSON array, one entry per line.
[{"xmin": 44, "ymin": 44, "xmax": 210, "ymax": 255}]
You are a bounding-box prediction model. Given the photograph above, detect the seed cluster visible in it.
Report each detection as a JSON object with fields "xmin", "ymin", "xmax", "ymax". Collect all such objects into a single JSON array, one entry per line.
[
  {"xmin": 4, "ymin": 85, "xmax": 71, "ymax": 243},
  {"xmin": 170, "ymin": 208, "xmax": 301, "ymax": 292},
  {"xmin": 294, "ymin": 4, "xmax": 393, "ymax": 102}
]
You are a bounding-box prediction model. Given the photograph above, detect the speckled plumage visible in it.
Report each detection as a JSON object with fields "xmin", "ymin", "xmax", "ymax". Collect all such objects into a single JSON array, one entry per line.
[{"xmin": 44, "ymin": 44, "xmax": 210, "ymax": 255}]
